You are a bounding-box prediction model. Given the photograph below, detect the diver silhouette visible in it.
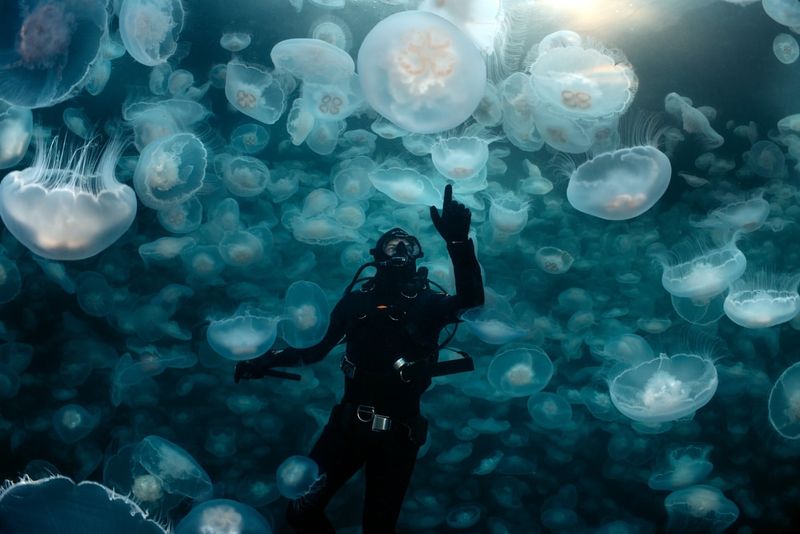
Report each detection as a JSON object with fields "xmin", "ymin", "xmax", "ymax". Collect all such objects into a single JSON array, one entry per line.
[{"xmin": 234, "ymin": 184, "xmax": 484, "ymax": 533}]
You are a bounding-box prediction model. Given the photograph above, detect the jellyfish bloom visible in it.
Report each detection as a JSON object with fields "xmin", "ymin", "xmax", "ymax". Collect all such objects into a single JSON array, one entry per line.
[
  {"xmin": 0, "ymin": 0, "xmax": 108, "ymax": 108},
  {"xmin": 276, "ymin": 455, "xmax": 321, "ymax": 499},
  {"xmin": 271, "ymin": 38, "xmax": 354, "ymax": 83},
  {"xmin": 534, "ymin": 247, "xmax": 574, "ymax": 275},
  {"xmin": 53, "ymin": 404, "xmax": 97, "ymax": 444},
  {"xmin": 280, "ymin": 281, "xmax": 331, "ymax": 348},
  {"xmin": 744, "ymin": 140, "xmax": 786, "ymax": 177},
  {"xmin": 664, "ymin": 93, "xmax": 724, "ymax": 149},
  {"xmin": 132, "ymin": 435, "xmax": 212, "ymax": 500},
  {"xmin": 309, "ymin": 15, "xmax": 353, "ymax": 51},
  {"xmin": 768, "ymin": 361, "xmax": 800, "ymax": 439},
  {"xmin": 487, "ymin": 346, "xmax": 553, "ymax": 397},
  {"xmin": 431, "ymin": 136, "xmax": 490, "ymax": 181},
  {"xmin": 0, "ymin": 135, "xmax": 136, "ymax": 261},
  {"xmin": 133, "ymin": 132, "xmax": 207, "ymax": 210},
  {"xmin": 221, "ymin": 155, "xmax": 270, "ymax": 197},
  {"xmin": 119, "ymin": 0, "xmax": 185, "ymax": 67},
  {"xmin": 368, "ymin": 167, "xmax": 443, "ymax": 207},
  {"xmin": 0, "ymin": 105, "xmax": 33, "ymax": 169},
  {"xmin": 175, "ymin": 499, "xmax": 272, "ymax": 534},
  {"xmin": 207, "ymin": 310, "xmax": 280, "ymax": 361},
  {"xmin": 659, "ymin": 237, "xmax": 747, "ymax": 300},
  {"xmin": 230, "ymin": 123, "xmax": 270, "ymax": 154},
  {"xmin": 608, "ymin": 353, "xmax": 719, "ymax": 424},
  {"xmin": 527, "ymin": 392, "xmax": 573, "ymax": 429},
  {"xmin": 220, "ymin": 32, "xmax": 252, "ymax": 52},
  {"xmin": 225, "ymin": 60, "xmax": 286, "ymax": 125},
  {"xmin": 648, "ymin": 444, "xmax": 713, "ymax": 490},
  {"xmin": 664, "ymin": 485, "xmax": 739, "ymax": 533},
  {"xmin": 723, "ymin": 273, "xmax": 800, "ymax": 328},
  {"xmin": 357, "ymin": 10, "xmax": 486, "ymax": 134}
]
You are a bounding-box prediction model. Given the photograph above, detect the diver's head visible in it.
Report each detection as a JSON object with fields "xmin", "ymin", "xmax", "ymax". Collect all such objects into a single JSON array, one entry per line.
[{"xmin": 370, "ymin": 227, "xmax": 423, "ymax": 270}]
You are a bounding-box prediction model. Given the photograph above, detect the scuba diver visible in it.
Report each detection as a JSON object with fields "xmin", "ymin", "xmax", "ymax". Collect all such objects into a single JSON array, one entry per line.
[{"xmin": 234, "ymin": 184, "xmax": 484, "ymax": 533}]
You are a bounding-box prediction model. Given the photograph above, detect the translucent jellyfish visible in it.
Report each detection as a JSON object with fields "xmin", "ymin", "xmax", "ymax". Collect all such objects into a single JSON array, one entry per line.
[
  {"xmin": 608, "ymin": 353, "xmax": 719, "ymax": 424},
  {"xmin": 230, "ymin": 123, "xmax": 270, "ymax": 154},
  {"xmin": 220, "ymin": 32, "xmax": 252, "ymax": 52},
  {"xmin": 0, "ymin": 135, "xmax": 136, "ymax": 261},
  {"xmin": 0, "ymin": 0, "xmax": 108, "ymax": 108},
  {"xmin": 473, "ymin": 81, "xmax": 503, "ymax": 127},
  {"xmin": 723, "ymin": 273, "xmax": 800, "ymax": 328},
  {"xmin": 280, "ymin": 281, "xmax": 331, "ymax": 348},
  {"xmin": 0, "ymin": 104, "xmax": 33, "ymax": 169},
  {"xmin": 207, "ymin": 309, "xmax": 280, "ymax": 361},
  {"xmin": 218, "ymin": 229, "xmax": 264, "ymax": 267},
  {"xmin": 309, "ymin": 0, "xmax": 344, "ymax": 8},
  {"xmin": 664, "ymin": 485, "xmax": 739, "ymax": 533},
  {"xmin": 534, "ymin": 247, "xmax": 574, "ymax": 274},
  {"xmin": 220, "ymin": 155, "xmax": 270, "ymax": 197},
  {"xmin": 357, "ymin": 10, "xmax": 487, "ymax": 134},
  {"xmin": 133, "ymin": 435, "xmax": 212, "ymax": 500},
  {"xmin": 271, "ymin": 38, "xmax": 355, "ymax": 83},
  {"xmin": 773, "ymin": 33, "xmax": 799, "ymax": 64},
  {"xmin": 302, "ymin": 74, "xmax": 364, "ymax": 121},
  {"xmin": 167, "ymin": 70, "xmax": 193, "ymax": 97},
  {"xmin": 368, "ymin": 167, "xmax": 443, "ymax": 207},
  {"xmin": 527, "ymin": 392, "xmax": 573, "ymax": 429},
  {"xmin": 309, "ymin": 15, "xmax": 352, "ymax": 52},
  {"xmin": 658, "ymin": 236, "xmax": 747, "ymax": 300},
  {"xmin": 648, "ymin": 444, "xmax": 713, "ymax": 490},
  {"xmin": 75, "ymin": 271, "xmax": 116, "ymax": 317},
  {"xmin": 664, "ymin": 93, "xmax": 724, "ymax": 149},
  {"xmin": 0, "ymin": 249, "xmax": 22, "ymax": 304},
  {"xmin": 175, "ymin": 499, "xmax": 272, "ymax": 534},
  {"xmin": 487, "ymin": 346, "xmax": 553, "ymax": 397},
  {"xmin": 764, "ymin": 0, "xmax": 800, "ymax": 27},
  {"xmin": 306, "ymin": 119, "xmax": 347, "ymax": 156},
  {"xmin": 0, "ymin": 475, "xmax": 168, "ymax": 533},
  {"xmin": 418, "ymin": 0, "xmax": 504, "ymax": 55},
  {"xmin": 531, "ymin": 104, "xmax": 593, "ymax": 154},
  {"xmin": 53, "ymin": 404, "xmax": 97, "ymax": 444},
  {"xmin": 62, "ymin": 108, "xmax": 91, "ymax": 140},
  {"xmin": 158, "ymin": 197, "xmax": 202, "ymax": 234},
  {"xmin": 431, "ymin": 136, "xmax": 491, "ymax": 181},
  {"xmin": 181, "ymin": 244, "xmax": 226, "ymax": 285},
  {"xmin": 460, "ymin": 307, "xmax": 527, "ymax": 344},
  {"xmin": 276, "ymin": 455, "xmax": 321, "ymax": 499},
  {"xmin": 122, "ymin": 98, "xmax": 210, "ymax": 152},
  {"xmin": 693, "ymin": 194, "xmax": 770, "ymax": 233},
  {"xmin": 119, "ymin": 0, "xmax": 185, "ymax": 67},
  {"xmin": 133, "ymin": 133, "xmax": 206, "ymax": 210},
  {"xmin": 445, "ymin": 503, "xmax": 482, "ymax": 529},
  {"xmin": 225, "ymin": 60, "xmax": 286, "ymax": 125},
  {"xmin": 768, "ymin": 361, "xmax": 800, "ymax": 439},
  {"xmin": 286, "ymin": 98, "xmax": 316, "ymax": 146},
  {"xmin": 744, "ymin": 140, "xmax": 785, "ymax": 177},
  {"xmin": 567, "ymin": 145, "xmax": 671, "ymax": 221},
  {"xmin": 338, "ymin": 129, "xmax": 377, "ymax": 159}
]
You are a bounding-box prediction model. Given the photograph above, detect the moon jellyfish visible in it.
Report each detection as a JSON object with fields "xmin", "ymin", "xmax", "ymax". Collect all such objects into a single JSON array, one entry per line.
[
  {"xmin": 230, "ymin": 123, "xmax": 270, "ymax": 154},
  {"xmin": 276, "ymin": 455, "xmax": 321, "ymax": 499},
  {"xmin": 768, "ymin": 361, "xmax": 800, "ymax": 439},
  {"xmin": 225, "ymin": 60, "xmax": 286, "ymax": 125},
  {"xmin": 773, "ymin": 33, "xmax": 800, "ymax": 64},
  {"xmin": 567, "ymin": 145, "xmax": 672, "ymax": 220},
  {"xmin": 473, "ymin": 81, "xmax": 503, "ymax": 127},
  {"xmin": 271, "ymin": 38, "xmax": 354, "ymax": 83},
  {"xmin": 664, "ymin": 485, "xmax": 739, "ymax": 533},
  {"xmin": 122, "ymin": 98, "xmax": 210, "ymax": 152},
  {"xmin": 487, "ymin": 346, "xmax": 553, "ymax": 397},
  {"xmin": 648, "ymin": 444, "xmax": 713, "ymax": 490},
  {"xmin": 357, "ymin": 10, "xmax": 486, "ymax": 134},
  {"xmin": 301, "ymin": 74, "xmax": 364, "ymax": 121},
  {"xmin": 53, "ymin": 403, "xmax": 97, "ymax": 444},
  {"xmin": 133, "ymin": 133, "xmax": 207, "ymax": 210},
  {"xmin": 280, "ymin": 281, "xmax": 331, "ymax": 348},
  {"xmin": 220, "ymin": 155, "xmax": 270, "ymax": 197},
  {"xmin": 175, "ymin": 499, "xmax": 272, "ymax": 534},
  {"xmin": 0, "ymin": 104, "xmax": 32, "ymax": 169},
  {"xmin": 368, "ymin": 167, "xmax": 442, "ymax": 207},
  {"xmin": 0, "ymin": 0, "xmax": 108, "ymax": 108},
  {"xmin": 0, "ymin": 135, "xmax": 136, "ymax": 261},
  {"xmin": 119, "ymin": 0, "xmax": 185, "ymax": 67},
  {"xmin": 534, "ymin": 247, "xmax": 574, "ymax": 275},
  {"xmin": 431, "ymin": 136, "xmax": 491, "ymax": 181},
  {"xmin": 218, "ymin": 229, "xmax": 264, "ymax": 267},
  {"xmin": 724, "ymin": 273, "xmax": 800, "ymax": 328},
  {"xmin": 220, "ymin": 32, "xmax": 252, "ymax": 52},
  {"xmin": 658, "ymin": 236, "xmax": 747, "ymax": 300},
  {"xmin": 693, "ymin": 193, "xmax": 770, "ymax": 233},
  {"xmin": 460, "ymin": 307, "xmax": 527, "ymax": 344},
  {"xmin": 488, "ymin": 192, "xmax": 529, "ymax": 234},
  {"xmin": 608, "ymin": 353, "xmax": 719, "ymax": 424},
  {"xmin": 664, "ymin": 93, "xmax": 724, "ymax": 149},
  {"xmin": 0, "ymin": 250, "xmax": 22, "ymax": 304},
  {"xmin": 744, "ymin": 140, "xmax": 786, "ymax": 177},
  {"xmin": 158, "ymin": 197, "xmax": 202, "ymax": 234},
  {"xmin": 527, "ymin": 392, "xmax": 573, "ymax": 429},
  {"xmin": 133, "ymin": 435, "xmax": 212, "ymax": 500},
  {"xmin": 207, "ymin": 310, "xmax": 280, "ymax": 361},
  {"xmin": 309, "ymin": 15, "xmax": 352, "ymax": 52},
  {"xmin": 764, "ymin": 0, "xmax": 800, "ymax": 27}
]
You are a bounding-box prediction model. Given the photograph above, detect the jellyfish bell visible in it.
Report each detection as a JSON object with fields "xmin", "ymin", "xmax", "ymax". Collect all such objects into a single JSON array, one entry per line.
[
  {"xmin": 270, "ymin": 38, "xmax": 355, "ymax": 83},
  {"xmin": 119, "ymin": 0, "xmax": 185, "ymax": 67},
  {"xmin": 357, "ymin": 10, "xmax": 487, "ymax": 134},
  {"xmin": 769, "ymin": 361, "xmax": 800, "ymax": 439},
  {"xmin": 0, "ymin": 134, "xmax": 136, "ymax": 261},
  {"xmin": 723, "ymin": 272, "xmax": 800, "ymax": 329},
  {"xmin": 0, "ymin": 104, "xmax": 33, "ymax": 169},
  {"xmin": 417, "ymin": 0, "xmax": 505, "ymax": 55},
  {"xmin": 225, "ymin": 60, "xmax": 286, "ymax": 125}
]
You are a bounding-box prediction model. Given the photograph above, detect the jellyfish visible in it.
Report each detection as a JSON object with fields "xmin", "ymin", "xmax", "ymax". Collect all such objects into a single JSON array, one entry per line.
[
  {"xmin": 534, "ymin": 247, "xmax": 574, "ymax": 275},
  {"xmin": 487, "ymin": 346, "xmax": 553, "ymax": 397},
  {"xmin": 306, "ymin": 119, "xmax": 347, "ymax": 156},
  {"xmin": 0, "ymin": 250, "xmax": 22, "ymax": 305},
  {"xmin": 744, "ymin": 140, "xmax": 786, "ymax": 177},
  {"xmin": 357, "ymin": 10, "xmax": 487, "ymax": 134},
  {"xmin": 175, "ymin": 499, "xmax": 272, "ymax": 534},
  {"xmin": 122, "ymin": 98, "xmax": 210, "ymax": 152},
  {"xmin": 368, "ymin": 167, "xmax": 443, "ymax": 207},
  {"xmin": 286, "ymin": 98, "xmax": 316, "ymax": 146},
  {"xmin": 693, "ymin": 193, "xmax": 770, "ymax": 233},
  {"xmin": 527, "ymin": 392, "xmax": 573, "ymax": 429},
  {"xmin": 75, "ymin": 271, "xmax": 116, "ymax": 317},
  {"xmin": 0, "ymin": 0, "xmax": 108, "ymax": 108},
  {"xmin": 768, "ymin": 361, "xmax": 800, "ymax": 439},
  {"xmin": 0, "ymin": 134, "xmax": 136, "ymax": 261},
  {"xmin": 167, "ymin": 69, "xmax": 194, "ymax": 97},
  {"xmin": 119, "ymin": 0, "xmax": 185, "ymax": 67},
  {"xmin": 648, "ymin": 444, "xmax": 713, "ymax": 490},
  {"xmin": 608, "ymin": 353, "xmax": 719, "ymax": 424},
  {"xmin": 180, "ymin": 244, "xmax": 226, "ymax": 285},
  {"xmin": 279, "ymin": 281, "xmax": 331, "ymax": 348},
  {"xmin": 773, "ymin": 33, "xmax": 800, "ymax": 64},
  {"xmin": 460, "ymin": 307, "xmax": 527, "ymax": 344},
  {"xmin": 207, "ymin": 309, "xmax": 280, "ymax": 361},
  {"xmin": 664, "ymin": 93, "xmax": 724, "ymax": 149},
  {"xmin": 133, "ymin": 435, "xmax": 212, "ymax": 500},
  {"xmin": 133, "ymin": 132, "xmax": 207, "ymax": 210},
  {"xmin": 230, "ymin": 123, "xmax": 270, "ymax": 154},
  {"xmin": 723, "ymin": 271, "xmax": 800, "ymax": 328},
  {"xmin": 338, "ymin": 129, "xmax": 377, "ymax": 159},
  {"xmin": 418, "ymin": 0, "xmax": 504, "ymax": 56},
  {"xmin": 473, "ymin": 81, "xmax": 503, "ymax": 127},
  {"xmin": 309, "ymin": 15, "xmax": 352, "ymax": 51},
  {"xmin": 664, "ymin": 485, "xmax": 739, "ymax": 533},
  {"xmin": 218, "ymin": 229, "xmax": 264, "ymax": 267},
  {"xmin": 445, "ymin": 503, "xmax": 482, "ymax": 529},
  {"xmin": 220, "ymin": 32, "xmax": 252, "ymax": 52},
  {"xmin": 225, "ymin": 60, "xmax": 286, "ymax": 125},
  {"xmin": 0, "ymin": 104, "xmax": 33, "ymax": 169},
  {"xmin": 138, "ymin": 236, "xmax": 195, "ymax": 264},
  {"xmin": 764, "ymin": 0, "xmax": 800, "ymax": 27},
  {"xmin": 271, "ymin": 38, "xmax": 355, "ymax": 83},
  {"xmin": 62, "ymin": 108, "xmax": 92, "ymax": 140},
  {"xmin": 431, "ymin": 136, "xmax": 491, "ymax": 181},
  {"xmin": 276, "ymin": 455, "xmax": 321, "ymax": 499},
  {"xmin": 658, "ymin": 235, "xmax": 747, "ymax": 300},
  {"xmin": 220, "ymin": 155, "xmax": 270, "ymax": 198},
  {"xmin": 158, "ymin": 197, "xmax": 203, "ymax": 234},
  {"xmin": 53, "ymin": 404, "xmax": 97, "ymax": 444}
]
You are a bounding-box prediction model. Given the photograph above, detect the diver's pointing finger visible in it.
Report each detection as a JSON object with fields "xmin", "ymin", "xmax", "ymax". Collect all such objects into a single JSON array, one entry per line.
[{"xmin": 443, "ymin": 183, "xmax": 453, "ymax": 206}]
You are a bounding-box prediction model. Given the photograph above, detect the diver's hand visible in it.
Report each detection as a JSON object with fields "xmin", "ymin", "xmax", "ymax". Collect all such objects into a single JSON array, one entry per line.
[
  {"xmin": 234, "ymin": 350, "xmax": 280, "ymax": 383},
  {"xmin": 430, "ymin": 184, "xmax": 471, "ymax": 243}
]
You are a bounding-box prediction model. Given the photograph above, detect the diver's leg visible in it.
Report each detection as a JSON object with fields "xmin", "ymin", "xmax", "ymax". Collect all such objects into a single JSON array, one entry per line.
[{"xmin": 285, "ymin": 405, "xmax": 365, "ymax": 533}]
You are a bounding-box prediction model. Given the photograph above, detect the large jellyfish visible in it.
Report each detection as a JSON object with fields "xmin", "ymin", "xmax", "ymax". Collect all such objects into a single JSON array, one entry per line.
[
  {"xmin": 119, "ymin": 0, "xmax": 184, "ymax": 67},
  {"xmin": 0, "ymin": 104, "xmax": 33, "ymax": 169},
  {"xmin": 368, "ymin": 167, "xmax": 443, "ymax": 207},
  {"xmin": 225, "ymin": 60, "xmax": 286, "ymax": 125},
  {"xmin": 724, "ymin": 273, "xmax": 800, "ymax": 328},
  {"xmin": 768, "ymin": 361, "xmax": 800, "ymax": 439},
  {"xmin": 280, "ymin": 281, "xmax": 331, "ymax": 348},
  {"xmin": 276, "ymin": 455, "xmax": 321, "ymax": 499},
  {"xmin": 0, "ymin": 135, "xmax": 136, "ymax": 261},
  {"xmin": 658, "ymin": 236, "xmax": 747, "ymax": 300},
  {"xmin": 357, "ymin": 10, "xmax": 487, "ymax": 134},
  {"xmin": 133, "ymin": 132, "xmax": 207, "ymax": 210},
  {"xmin": 608, "ymin": 353, "xmax": 719, "ymax": 424},
  {"xmin": 0, "ymin": 0, "xmax": 108, "ymax": 108},
  {"xmin": 664, "ymin": 485, "xmax": 739, "ymax": 533},
  {"xmin": 692, "ymin": 193, "xmax": 770, "ymax": 233}
]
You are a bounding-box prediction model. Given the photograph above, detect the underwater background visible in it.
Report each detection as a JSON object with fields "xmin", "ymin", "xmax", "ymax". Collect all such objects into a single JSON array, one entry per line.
[{"xmin": 2, "ymin": 0, "xmax": 800, "ymax": 532}]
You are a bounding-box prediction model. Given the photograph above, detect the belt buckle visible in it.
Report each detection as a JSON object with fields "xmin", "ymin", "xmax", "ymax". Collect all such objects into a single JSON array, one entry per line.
[{"xmin": 356, "ymin": 404, "xmax": 375, "ymax": 422}]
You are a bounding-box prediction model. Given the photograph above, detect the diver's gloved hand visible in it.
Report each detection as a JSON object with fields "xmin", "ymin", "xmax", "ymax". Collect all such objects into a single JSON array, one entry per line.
[
  {"xmin": 234, "ymin": 350, "xmax": 281, "ymax": 383},
  {"xmin": 430, "ymin": 184, "xmax": 471, "ymax": 244}
]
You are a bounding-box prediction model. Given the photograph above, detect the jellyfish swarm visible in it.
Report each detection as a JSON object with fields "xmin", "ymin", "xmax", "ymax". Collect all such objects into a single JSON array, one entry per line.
[
  {"xmin": 207, "ymin": 310, "xmax": 280, "ymax": 361},
  {"xmin": 357, "ymin": 10, "xmax": 487, "ymax": 134},
  {"xmin": 0, "ymin": 135, "xmax": 136, "ymax": 261},
  {"xmin": 768, "ymin": 361, "xmax": 800, "ymax": 439},
  {"xmin": 175, "ymin": 499, "xmax": 272, "ymax": 534},
  {"xmin": 723, "ymin": 273, "xmax": 800, "ymax": 328},
  {"xmin": 0, "ymin": 104, "xmax": 33, "ymax": 169},
  {"xmin": 487, "ymin": 346, "xmax": 553, "ymax": 397},
  {"xmin": 119, "ymin": 0, "xmax": 184, "ymax": 67},
  {"xmin": 659, "ymin": 236, "xmax": 747, "ymax": 301},
  {"xmin": 133, "ymin": 132, "xmax": 207, "ymax": 210},
  {"xmin": 0, "ymin": 0, "xmax": 108, "ymax": 108},
  {"xmin": 280, "ymin": 281, "xmax": 330, "ymax": 348},
  {"xmin": 608, "ymin": 353, "xmax": 718, "ymax": 424},
  {"xmin": 225, "ymin": 60, "xmax": 286, "ymax": 125},
  {"xmin": 664, "ymin": 485, "xmax": 739, "ymax": 533},
  {"xmin": 566, "ymin": 145, "xmax": 671, "ymax": 221}
]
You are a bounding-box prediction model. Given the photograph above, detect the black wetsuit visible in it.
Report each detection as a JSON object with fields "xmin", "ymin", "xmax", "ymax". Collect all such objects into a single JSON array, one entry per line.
[{"xmin": 262, "ymin": 240, "xmax": 484, "ymax": 533}]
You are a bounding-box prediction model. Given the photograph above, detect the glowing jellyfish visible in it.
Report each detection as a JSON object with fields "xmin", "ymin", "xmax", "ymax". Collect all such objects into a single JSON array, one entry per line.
[
  {"xmin": 487, "ymin": 346, "xmax": 553, "ymax": 397},
  {"xmin": 271, "ymin": 38, "xmax": 354, "ymax": 83},
  {"xmin": 280, "ymin": 281, "xmax": 331, "ymax": 348},
  {"xmin": 309, "ymin": 15, "xmax": 352, "ymax": 51},
  {"xmin": 764, "ymin": 0, "xmax": 800, "ymax": 27},
  {"xmin": 221, "ymin": 155, "xmax": 270, "ymax": 198},
  {"xmin": 0, "ymin": 135, "xmax": 136, "ymax": 261},
  {"xmin": 527, "ymin": 392, "xmax": 573, "ymax": 429},
  {"xmin": 133, "ymin": 132, "xmax": 207, "ymax": 210},
  {"xmin": 133, "ymin": 435, "xmax": 212, "ymax": 500},
  {"xmin": 724, "ymin": 273, "xmax": 800, "ymax": 328},
  {"xmin": 119, "ymin": 0, "xmax": 184, "ymax": 67},
  {"xmin": 431, "ymin": 136, "xmax": 490, "ymax": 181},
  {"xmin": 0, "ymin": 0, "xmax": 108, "ymax": 108},
  {"xmin": 664, "ymin": 485, "xmax": 739, "ymax": 533},
  {"xmin": 534, "ymin": 247, "xmax": 574, "ymax": 274},
  {"xmin": 276, "ymin": 455, "xmax": 321, "ymax": 499},
  {"xmin": 744, "ymin": 140, "xmax": 786, "ymax": 177},
  {"xmin": 53, "ymin": 404, "xmax": 97, "ymax": 444},
  {"xmin": 220, "ymin": 32, "xmax": 252, "ymax": 52},
  {"xmin": 608, "ymin": 353, "xmax": 719, "ymax": 424},
  {"xmin": 225, "ymin": 60, "xmax": 286, "ymax": 125},
  {"xmin": 175, "ymin": 499, "xmax": 272, "ymax": 534},
  {"xmin": 659, "ymin": 236, "xmax": 747, "ymax": 300},
  {"xmin": 648, "ymin": 444, "xmax": 713, "ymax": 490},
  {"xmin": 566, "ymin": 145, "xmax": 671, "ymax": 220},
  {"xmin": 0, "ymin": 104, "xmax": 33, "ymax": 169},
  {"xmin": 357, "ymin": 10, "xmax": 486, "ymax": 134},
  {"xmin": 768, "ymin": 361, "xmax": 800, "ymax": 439},
  {"xmin": 230, "ymin": 123, "xmax": 270, "ymax": 154},
  {"xmin": 207, "ymin": 310, "xmax": 280, "ymax": 361},
  {"xmin": 368, "ymin": 167, "xmax": 443, "ymax": 207},
  {"xmin": 664, "ymin": 93, "xmax": 724, "ymax": 149}
]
